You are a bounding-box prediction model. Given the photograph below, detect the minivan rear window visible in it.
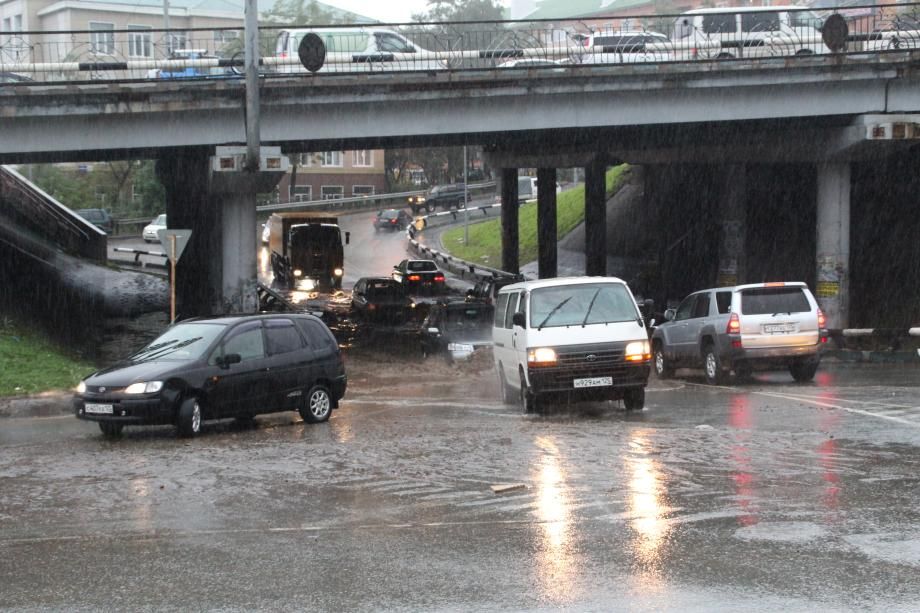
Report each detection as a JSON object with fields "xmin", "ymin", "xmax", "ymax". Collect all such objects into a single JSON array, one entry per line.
[{"xmin": 740, "ymin": 287, "xmax": 810, "ymax": 315}]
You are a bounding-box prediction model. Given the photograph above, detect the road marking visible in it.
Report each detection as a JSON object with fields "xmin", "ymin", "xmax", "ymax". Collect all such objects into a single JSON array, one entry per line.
[{"xmin": 754, "ymin": 390, "xmax": 920, "ymax": 427}]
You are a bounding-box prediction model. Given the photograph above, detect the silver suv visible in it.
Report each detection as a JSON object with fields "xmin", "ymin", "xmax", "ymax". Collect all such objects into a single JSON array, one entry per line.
[{"xmin": 651, "ymin": 282, "xmax": 827, "ymax": 384}]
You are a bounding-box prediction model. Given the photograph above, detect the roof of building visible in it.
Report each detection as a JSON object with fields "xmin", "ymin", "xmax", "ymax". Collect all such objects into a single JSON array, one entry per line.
[
  {"xmin": 34, "ymin": 0, "xmax": 376, "ymax": 23},
  {"xmin": 514, "ymin": 0, "xmax": 655, "ymax": 20}
]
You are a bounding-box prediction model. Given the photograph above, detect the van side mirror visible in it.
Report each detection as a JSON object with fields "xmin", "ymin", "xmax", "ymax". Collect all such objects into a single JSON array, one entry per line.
[
  {"xmin": 664, "ymin": 308, "xmax": 676, "ymax": 322},
  {"xmin": 512, "ymin": 312, "xmax": 526, "ymax": 328}
]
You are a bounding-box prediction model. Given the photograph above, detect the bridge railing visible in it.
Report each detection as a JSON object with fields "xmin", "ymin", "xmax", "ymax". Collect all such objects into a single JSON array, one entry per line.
[{"xmin": 1, "ymin": 3, "xmax": 918, "ymax": 85}]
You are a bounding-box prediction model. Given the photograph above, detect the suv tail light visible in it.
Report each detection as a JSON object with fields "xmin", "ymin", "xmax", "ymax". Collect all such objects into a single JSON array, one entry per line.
[
  {"xmin": 817, "ymin": 308, "xmax": 827, "ymax": 329},
  {"xmin": 726, "ymin": 313, "xmax": 741, "ymax": 334}
]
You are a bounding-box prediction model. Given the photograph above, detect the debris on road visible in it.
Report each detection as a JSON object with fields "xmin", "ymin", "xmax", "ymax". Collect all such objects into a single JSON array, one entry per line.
[{"xmin": 491, "ymin": 483, "xmax": 527, "ymax": 494}]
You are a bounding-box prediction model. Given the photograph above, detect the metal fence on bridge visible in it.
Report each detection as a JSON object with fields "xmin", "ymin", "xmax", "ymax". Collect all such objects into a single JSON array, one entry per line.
[{"xmin": 1, "ymin": 3, "xmax": 918, "ymax": 85}]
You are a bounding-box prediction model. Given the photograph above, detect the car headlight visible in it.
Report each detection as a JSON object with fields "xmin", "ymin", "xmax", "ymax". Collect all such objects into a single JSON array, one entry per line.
[
  {"xmin": 293, "ymin": 269, "xmax": 303, "ymax": 277},
  {"xmin": 76, "ymin": 381, "xmax": 86, "ymax": 394},
  {"xmin": 625, "ymin": 340, "xmax": 651, "ymax": 362},
  {"xmin": 527, "ymin": 347, "xmax": 557, "ymax": 365},
  {"xmin": 334, "ymin": 268, "xmax": 343, "ymax": 276},
  {"xmin": 124, "ymin": 381, "xmax": 164, "ymax": 394}
]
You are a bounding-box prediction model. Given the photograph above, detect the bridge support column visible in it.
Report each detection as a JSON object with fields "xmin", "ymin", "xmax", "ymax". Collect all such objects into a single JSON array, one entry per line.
[
  {"xmin": 209, "ymin": 147, "xmax": 289, "ymax": 314},
  {"xmin": 500, "ymin": 168, "xmax": 519, "ymax": 274},
  {"xmin": 584, "ymin": 158, "xmax": 607, "ymax": 276},
  {"xmin": 718, "ymin": 164, "xmax": 747, "ymax": 287},
  {"xmin": 816, "ymin": 162, "xmax": 851, "ymax": 329},
  {"xmin": 536, "ymin": 167, "xmax": 557, "ymax": 279},
  {"xmin": 157, "ymin": 148, "xmax": 222, "ymax": 317}
]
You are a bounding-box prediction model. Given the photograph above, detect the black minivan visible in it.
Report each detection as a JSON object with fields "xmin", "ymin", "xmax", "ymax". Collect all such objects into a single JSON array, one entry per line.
[{"xmin": 73, "ymin": 314, "xmax": 347, "ymax": 438}]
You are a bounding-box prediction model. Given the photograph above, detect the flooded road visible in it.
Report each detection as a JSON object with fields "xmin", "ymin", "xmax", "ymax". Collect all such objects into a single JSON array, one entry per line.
[{"xmin": 2, "ymin": 359, "xmax": 919, "ymax": 610}]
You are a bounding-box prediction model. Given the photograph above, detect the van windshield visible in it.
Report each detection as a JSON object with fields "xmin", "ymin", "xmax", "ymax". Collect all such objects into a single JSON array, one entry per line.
[{"xmin": 529, "ymin": 283, "xmax": 638, "ymax": 328}]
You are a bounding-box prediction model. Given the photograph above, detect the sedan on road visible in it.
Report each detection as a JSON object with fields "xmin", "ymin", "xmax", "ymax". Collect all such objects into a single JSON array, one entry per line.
[
  {"xmin": 142, "ymin": 214, "xmax": 166, "ymax": 243},
  {"xmin": 373, "ymin": 209, "xmax": 412, "ymax": 232},
  {"xmin": 392, "ymin": 259, "xmax": 446, "ymax": 295},
  {"xmin": 73, "ymin": 313, "xmax": 347, "ymax": 438},
  {"xmin": 351, "ymin": 277, "xmax": 415, "ymax": 324}
]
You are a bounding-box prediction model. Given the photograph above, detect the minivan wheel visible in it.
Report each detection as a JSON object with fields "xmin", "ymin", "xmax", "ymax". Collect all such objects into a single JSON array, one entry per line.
[
  {"xmin": 654, "ymin": 346, "xmax": 673, "ymax": 379},
  {"xmin": 498, "ymin": 366, "xmax": 516, "ymax": 404},
  {"xmin": 790, "ymin": 359, "xmax": 819, "ymax": 383},
  {"xmin": 177, "ymin": 397, "xmax": 202, "ymax": 438},
  {"xmin": 520, "ymin": 371, "xmax": 538, "ymax": 414},
  {"xmin": 623, "ymin": 387, "xmax": 645, "ymax": 411},
  {"xmin": 99, "ymin": 422, "xmax": 124, "ymax": 438},
  {"xmin": 703, "ymin": 345, "xmax": 724, "ymax": 385},
  {"xmin": 300, "ymin": 384, "xmax": 332, "ymax": 423}
]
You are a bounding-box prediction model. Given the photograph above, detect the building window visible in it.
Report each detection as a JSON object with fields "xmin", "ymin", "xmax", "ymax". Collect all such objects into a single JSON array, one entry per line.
[
  {"xmin": 352, "ymin": 150, "xmax": 372, "ymax": 167},
  {"xmin": 2, "ymin": 18, "xmax": 10, "ymax": 33},
  {"xmin": 12, "ymin": 14, "xmax": 22, "ymax": 31},
  {"xmin": 292, "ymin": 185, "xmax": 312, "ymax": 202},
  {"xmin": 297, "ymin": 153, "xmax": 313, "ymax": 167},
  {"xmin": 168, "ymin": 32, "xmax": 187, "ymax": 52},
  {"xmin": 90, "ymin": 22, "xmax": 115, "ymax": 55},
  {"xmin": 321, "ymin": 186, "xmax": 344, "ymax": 200},
  {"xmin": 128, "ymin": 25, "xmax": 153, "ymax": 58},
  {"xmin": 321, "ymin": 151, "xmax": 343, "ymax": 167},
  {"xmin": 214, "ymin": 29, "xmax": 239, "ymax": 47},
  {"xmin": 352, "ymin": 185, "xmax": 375, "ymax": 197}
]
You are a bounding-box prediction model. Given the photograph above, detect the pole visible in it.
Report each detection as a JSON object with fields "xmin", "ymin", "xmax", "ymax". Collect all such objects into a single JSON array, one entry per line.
[
  {"xmin": 244, "ymin": 0, "xmax": 261, "ymax": 173},
  {"xmin": 163, "ymin": 0, "xmax": 170, "ymax": 53},
  {"xmin": 464, "ymin": 146, "xmax": 469, "ymax": 245},
  {"xmin": 170, "ymin": 234, "xmax": 176, "ymax": 323}
]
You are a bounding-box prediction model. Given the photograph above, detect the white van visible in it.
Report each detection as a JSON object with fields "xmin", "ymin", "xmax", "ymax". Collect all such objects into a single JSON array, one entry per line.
[
  {"xmin": 273, "ymin": 28, "xmax": 442, "ymax": 73},
  {"xmin": 492, "ymin": 277, "xmax": 651, "ymax": 413},
  {"xmin": 673, "ymin": 6, "xmax": 828, "ymax": 60},
  {"xmin": 517, "ymin": 176, "xmax": 561, "ymax": 203}
]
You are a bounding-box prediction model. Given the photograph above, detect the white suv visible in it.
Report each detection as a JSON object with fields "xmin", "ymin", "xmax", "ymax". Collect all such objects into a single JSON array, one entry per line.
[
  {"xmin": 579, "ymin": 30, "xmax": 673, "ymax": 64},
  {"xmin": 651, "ymin": 282, "xmax": 828, "ymax": 384}
]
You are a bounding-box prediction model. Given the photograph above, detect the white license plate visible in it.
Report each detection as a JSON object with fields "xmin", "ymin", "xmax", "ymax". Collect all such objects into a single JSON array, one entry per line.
[
  {"xmin": 763, "ymin": 323, "xmax": 795, "ymax": 334},
  {"xmin": 85, "ymin": 403, "xmax": 114, "ymax": 415},
  {"xmin": 573, "ymin": 377, "xmax": 613, "ymax": 389}
]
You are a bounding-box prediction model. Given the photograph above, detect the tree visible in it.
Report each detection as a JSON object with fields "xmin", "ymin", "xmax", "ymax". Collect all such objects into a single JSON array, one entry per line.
[{"xmin": 413, "ymin": 0, "xmax": 505, "ymax": 23}]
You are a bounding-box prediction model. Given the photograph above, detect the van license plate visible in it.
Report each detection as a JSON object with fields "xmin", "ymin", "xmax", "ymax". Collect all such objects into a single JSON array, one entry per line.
[
  {"xmin": 573, "ymin": 377, "xmax": 613, "ymax": 389},
  {"xmin": 763, "ymin": 323, "xmax": 795, "ymax": 334},
  {"xmin": 85, "ymin": 403, "xmax": 114, "ymax": 414}
]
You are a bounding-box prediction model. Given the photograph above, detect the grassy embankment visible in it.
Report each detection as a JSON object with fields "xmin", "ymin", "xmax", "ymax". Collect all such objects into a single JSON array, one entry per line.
[
  {"xmin": 0, "ymin": 317, "xmax": 95, "ymax": 397},
  {"xmin": 440, "ymin": 165, "xmax": 629, "ymax": 266}
]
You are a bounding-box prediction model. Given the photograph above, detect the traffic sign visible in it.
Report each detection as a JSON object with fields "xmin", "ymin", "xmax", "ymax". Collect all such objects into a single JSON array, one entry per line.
[{"xmin": 157, "ymin": 229, "xmax": 192, "ymax": 263}]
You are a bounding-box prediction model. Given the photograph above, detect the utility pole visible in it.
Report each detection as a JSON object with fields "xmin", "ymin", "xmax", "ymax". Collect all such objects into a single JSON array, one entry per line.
[
  {"xmin": 244, "ymin": 0, "xmax": 261, "ymax": 172},
  {"xmin": 463, "ymin": 146, "xmax": 469, "ymax": 245},
  {"xmin": 163, "ymin": 0, "xmax": 170, "ymax": 53}
]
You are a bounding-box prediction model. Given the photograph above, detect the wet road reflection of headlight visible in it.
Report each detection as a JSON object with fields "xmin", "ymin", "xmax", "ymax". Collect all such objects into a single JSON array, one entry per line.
[
  {"xmin": 532, "ymin": 436, "xmax": 580, "ymax": 602},
  {"xmin": 626, "ymin": 432, "xmax": 672, "ymax": 584}
]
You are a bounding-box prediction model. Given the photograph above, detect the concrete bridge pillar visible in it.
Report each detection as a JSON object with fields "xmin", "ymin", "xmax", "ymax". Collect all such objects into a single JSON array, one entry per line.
[
  {"xmin": 816, "ymin": 162, "xmax": 851, "ymax": 329},
  {"xmin": 156, "ymin": 148, "xmax": 222, "ymax": 317},
  {"xmin": 718, "ymin": 164, "xmax": 747, "ymax": 287},
  {"xmin": 157, "ymin": 147, "xmax": 287, "ymax": 317},
  {"xmin": 500, "ymin": 168, "xmax": 519, "ymax": 274},
  {"xmin": 584, "ymin": 158, "xmax": 607, "ymax": 276},
  {"xmin": 536, "ymin": 167, "xmax": 557, "ymax": 279}
]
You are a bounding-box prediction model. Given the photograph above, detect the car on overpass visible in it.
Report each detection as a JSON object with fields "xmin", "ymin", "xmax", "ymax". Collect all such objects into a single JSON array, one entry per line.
[
  {"xmin": 273, "ymin": 28, "xmax": 443, "ymax": 74},
  {"xmin": 866, "ymin": 15, "xmax": 920, "ymax": 51},
  {"xmin": 579, "ymin": 30, "xmax": 673, "ymax": 64}
]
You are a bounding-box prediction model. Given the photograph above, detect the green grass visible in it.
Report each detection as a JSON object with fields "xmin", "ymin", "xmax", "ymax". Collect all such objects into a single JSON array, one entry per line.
[
  {"xmin": 0, "ymin": 317, "xmax": 96, "ymax": 397},
  {"xmin": 441, "ymin": 165, "xmax": 630, "ymax": 266}
]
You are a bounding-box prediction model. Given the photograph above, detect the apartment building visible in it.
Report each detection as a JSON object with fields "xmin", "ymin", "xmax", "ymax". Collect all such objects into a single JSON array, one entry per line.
[{"xmin": 278, "ymin": 150, "xmax": 387, "ymax": 203}]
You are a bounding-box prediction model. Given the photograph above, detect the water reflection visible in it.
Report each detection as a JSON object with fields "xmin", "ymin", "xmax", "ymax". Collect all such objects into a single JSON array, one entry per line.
[
  {"xmin": 625, "ymin": 431, "xmax": 671, "ymax": 587},
  {"xmin": 728, "ymin": 394, "xmax": 758, "ymax": 526},
  {"xmin": 532, "ymin": 436, "xmax": 578, "ymax": 602},
  {"xmin": 129, "ymin": 476, "xmax": 153, "ymax": 531}
]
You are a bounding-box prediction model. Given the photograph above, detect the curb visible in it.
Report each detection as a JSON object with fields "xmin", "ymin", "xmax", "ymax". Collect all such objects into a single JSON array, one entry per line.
[
  {"xmin": 824, "ymin": 349, "xmax": 920, "ymax": 363},
  {"xmin": 0, "ymin": 391, "xmax": 73, "ymax": 419}
]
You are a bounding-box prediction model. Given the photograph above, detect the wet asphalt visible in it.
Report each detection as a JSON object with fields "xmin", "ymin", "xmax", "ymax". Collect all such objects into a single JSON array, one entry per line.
[{"xmin": 2, "ymin": 357, "xmax": 919, "ymax": 611}]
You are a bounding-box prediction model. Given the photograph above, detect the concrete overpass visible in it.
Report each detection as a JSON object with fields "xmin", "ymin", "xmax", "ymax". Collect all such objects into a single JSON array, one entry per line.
[{"xmin": 2, "ymin": 52, "xmax": 920, "ymax": 328}]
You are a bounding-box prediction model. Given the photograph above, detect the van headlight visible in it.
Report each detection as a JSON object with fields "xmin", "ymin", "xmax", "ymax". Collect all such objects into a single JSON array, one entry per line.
[
  {"xmin": 125, "ymin": 381, "xmax": 164, "ymax": 394},
  {"xmin": 625, "ymin": 340, "xmax": 651, "ymax": 362},
  {"xmin": 527, "ymin": 347, "xmax": 557, "ymax": 366}
]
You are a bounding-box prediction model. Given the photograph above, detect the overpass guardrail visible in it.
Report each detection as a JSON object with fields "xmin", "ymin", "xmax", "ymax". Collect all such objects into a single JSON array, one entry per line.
[{"xmin": 1, "ymin": 4, "xmax": 918, "ymax": 85}]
